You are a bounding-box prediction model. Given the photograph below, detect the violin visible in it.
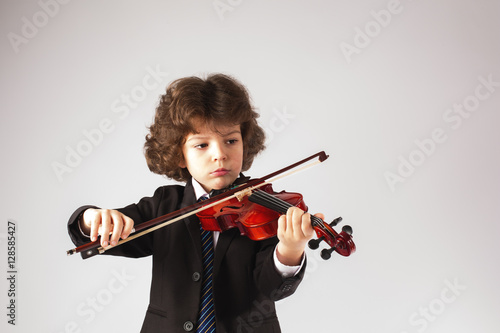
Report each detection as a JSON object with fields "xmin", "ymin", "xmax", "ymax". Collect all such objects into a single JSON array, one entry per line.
[
  {"xmin": 198, "ymin": 183, "xmax": 355, "ymax": 259},
  {"xmin": 66, "ymin": 151, "xmax": 355, "ymax": 260}
]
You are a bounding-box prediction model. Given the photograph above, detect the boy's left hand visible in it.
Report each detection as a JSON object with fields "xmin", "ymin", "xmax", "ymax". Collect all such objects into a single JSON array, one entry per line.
[{"xmin": 276, "ymin": 207, "xmax": 324, "ymax": 266}]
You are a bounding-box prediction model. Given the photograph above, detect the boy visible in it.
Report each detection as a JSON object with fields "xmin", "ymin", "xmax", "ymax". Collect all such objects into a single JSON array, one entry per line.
[{"xmin": 67, "ymin": 73, "xmax": 323, "ymax": 332}]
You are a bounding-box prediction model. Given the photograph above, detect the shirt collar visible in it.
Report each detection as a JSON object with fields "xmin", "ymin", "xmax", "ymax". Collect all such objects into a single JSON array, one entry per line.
[{"xmin": 191, "ymin": 178, "xmax": 209, "ymax": 201}]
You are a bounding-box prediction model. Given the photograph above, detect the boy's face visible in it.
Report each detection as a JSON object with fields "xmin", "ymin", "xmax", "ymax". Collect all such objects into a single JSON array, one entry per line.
[{"xmin": 180, "ymin": 121, "xmax": 243, "ymax": 193}]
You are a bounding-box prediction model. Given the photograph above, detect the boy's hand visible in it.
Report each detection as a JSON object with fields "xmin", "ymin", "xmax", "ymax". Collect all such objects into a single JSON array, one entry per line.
[
  {"xmin": 276, "ymin": 207, "xmax": 323, "ymax": 266},
  {"xmin": 81, "ymin": 208, "xmax": 135, "ymax": 247}
]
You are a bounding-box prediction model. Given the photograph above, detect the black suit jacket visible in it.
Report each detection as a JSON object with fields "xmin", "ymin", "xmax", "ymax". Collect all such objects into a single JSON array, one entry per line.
[{"xmin": 68, "ymin": 179, "xmax": 306, "ymax": 332}]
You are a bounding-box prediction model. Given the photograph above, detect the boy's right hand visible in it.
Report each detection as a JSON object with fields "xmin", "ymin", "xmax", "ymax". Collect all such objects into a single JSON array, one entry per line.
[{"xmin": 81, "ymin": 208, "xmax": 135, "ymax": 247}]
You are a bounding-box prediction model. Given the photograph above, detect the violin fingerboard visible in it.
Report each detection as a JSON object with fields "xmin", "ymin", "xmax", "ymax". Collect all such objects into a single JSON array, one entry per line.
[{"xmin": 247, "ymin": 190, "xmax": 292, "ymax": 214}]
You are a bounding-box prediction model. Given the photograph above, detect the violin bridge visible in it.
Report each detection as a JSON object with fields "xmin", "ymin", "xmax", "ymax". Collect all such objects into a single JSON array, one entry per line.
[{"xmin": 235, "ymin": 188, "xmax": 253, "ymax": 202}]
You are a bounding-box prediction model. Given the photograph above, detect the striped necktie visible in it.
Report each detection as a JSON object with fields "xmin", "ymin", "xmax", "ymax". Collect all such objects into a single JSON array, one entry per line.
[{"xmin": 197, "ymin": 196, "xmax": 216, "ymax": 332}]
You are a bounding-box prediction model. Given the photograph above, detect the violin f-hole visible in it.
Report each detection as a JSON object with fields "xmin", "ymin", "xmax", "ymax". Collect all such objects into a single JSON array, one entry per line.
[{"xmin": 220, "ymin": 204, "xmax": 245, "ymax": 213}]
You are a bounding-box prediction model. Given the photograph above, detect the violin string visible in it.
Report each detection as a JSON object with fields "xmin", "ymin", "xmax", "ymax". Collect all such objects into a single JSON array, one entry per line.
[
  {"xmin": 250, "ymin": 190, "xmax": 341, "ymax": 250},
  {"xmin": 257, "ymin": 191, "xmax": 292, "ymax": 212},
  {"xmin": 250, "ymin": 190, "xmax": 326, "ymax": 229},
  {"xmin": 251, "ymin": 191, "xmax": 328, "ymax": 229},
  {"xmin": 250, "ymin": 190, "xmax": 291, "ymax": 213}
]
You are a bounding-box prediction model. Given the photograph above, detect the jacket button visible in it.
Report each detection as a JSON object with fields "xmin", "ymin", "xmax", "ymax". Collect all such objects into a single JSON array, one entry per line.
[
  {"xmin": 183, "ymin": 321, "xmax": 194, "ymax": 331},
  {"xmin": 192, "ymin": 272, "xmax": 201, "ymax": 282}
]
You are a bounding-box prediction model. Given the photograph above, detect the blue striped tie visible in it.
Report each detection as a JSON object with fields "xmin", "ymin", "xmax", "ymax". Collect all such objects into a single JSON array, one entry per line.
[{"xmin": 197, "ymin": 196, "xmax": 216, "ymax": 332}]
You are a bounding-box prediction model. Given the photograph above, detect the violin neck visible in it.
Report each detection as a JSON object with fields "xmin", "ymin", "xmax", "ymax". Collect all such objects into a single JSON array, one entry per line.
[{"xmin": 248, "ymin": 190, "xmax": 323, "ymax": 228}]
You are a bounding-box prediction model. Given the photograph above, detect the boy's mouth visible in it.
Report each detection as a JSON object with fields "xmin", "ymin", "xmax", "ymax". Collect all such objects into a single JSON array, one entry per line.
[{"xmin": 211, "ymin": 168, "xmax": 229, "ymax": 177}]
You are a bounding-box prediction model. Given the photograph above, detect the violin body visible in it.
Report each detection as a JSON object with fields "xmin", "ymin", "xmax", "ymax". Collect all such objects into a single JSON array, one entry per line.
[
  {"xmin": 197, "ymin": 184, "xmax": 307, "ymax": 241},
  {"xmin": 197, "ymin": 182, "xmax": 355, "ymax": 259}
]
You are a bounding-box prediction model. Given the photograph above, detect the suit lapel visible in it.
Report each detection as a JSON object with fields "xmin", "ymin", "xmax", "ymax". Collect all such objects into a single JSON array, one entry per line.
[
  {"xmin": 181, "ymin": 179, "xmax": 203, "ymax": 263},
  {"xmin": 213, "ymin": 228, "xmax": 238, "ymax": 277}
]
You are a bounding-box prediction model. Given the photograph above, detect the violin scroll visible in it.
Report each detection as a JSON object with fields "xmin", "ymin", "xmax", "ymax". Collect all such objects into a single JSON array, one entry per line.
[
  {"xmin": 308, "ymin": 216, "xmax": 355, "ymax": 260},
  {"xmin": 246, "ymin": 187, "xmax": 356, "ymax": 261}
]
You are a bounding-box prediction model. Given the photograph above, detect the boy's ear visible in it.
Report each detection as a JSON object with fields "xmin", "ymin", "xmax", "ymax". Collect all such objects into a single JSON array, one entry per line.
[{"xmin": 178, "ymin": 157, "xmax": 186, "ymax": 168}]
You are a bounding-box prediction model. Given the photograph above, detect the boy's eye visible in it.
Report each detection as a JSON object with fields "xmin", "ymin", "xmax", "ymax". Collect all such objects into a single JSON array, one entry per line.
[
  {"xmin": 194, "ymin": 143, "xmax": 208, "ymax": 149},
  {"xmin": 227, "ymin": 139, "xmax": 238, "ymax": 144}
]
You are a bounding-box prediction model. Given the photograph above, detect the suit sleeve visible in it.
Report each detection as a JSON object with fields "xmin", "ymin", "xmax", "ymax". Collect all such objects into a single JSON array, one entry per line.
[
  {"xmin": 67, "ymin": 185, "xmax": 183, "ymax": 259},
  {"xmin": 253, "ymin": 238, "xmax": 307, "ymax": 301}
]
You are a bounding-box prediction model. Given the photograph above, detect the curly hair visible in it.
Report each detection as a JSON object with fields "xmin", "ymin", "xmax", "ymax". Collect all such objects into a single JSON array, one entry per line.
[{"xmin": 144, "ymin": 73, "xmax": 266, "ymax": 182}]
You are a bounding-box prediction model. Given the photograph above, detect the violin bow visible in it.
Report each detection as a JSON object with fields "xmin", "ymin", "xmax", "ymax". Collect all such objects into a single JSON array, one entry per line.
[{"xmin": 66, "ymin": 151, "xmax": 329, "ymax": 259}]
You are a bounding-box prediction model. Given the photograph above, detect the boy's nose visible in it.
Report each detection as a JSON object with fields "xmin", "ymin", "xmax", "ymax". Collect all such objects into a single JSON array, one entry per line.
[{"xmin": 212, "ymin": 143, "xmax": 227, "ymax": 161}]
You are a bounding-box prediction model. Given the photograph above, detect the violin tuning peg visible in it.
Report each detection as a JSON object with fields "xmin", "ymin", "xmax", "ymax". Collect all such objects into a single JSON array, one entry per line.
[
  {"xmin": 329, "ymin": 216, "xmax": 343, "ymax": 227},
  {"xmin": 342, "ymin": 225, "xmax": 353, "ymax": 236},
  {"xmin": 308, "ymin": 236, "xmax": 324, "ymax": 250},
  {"xmin": 320, "ymin": 247, "xmax": 336, "ymax": 260}
]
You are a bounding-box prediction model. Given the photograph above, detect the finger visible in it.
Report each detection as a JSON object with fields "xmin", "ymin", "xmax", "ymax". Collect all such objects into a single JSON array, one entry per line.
[
  {"xmin": 287, "ymin": 207, "xmax": 304, "ymax": 236},
  {"xmin": 86, "ymin": 210, "xmax": 101, "ymax": 243},
  {"xmin": 286, "ymin": 207, "xmax": 296, "ymax": 234},
  {"xmin": 277, "ymin": 214, "xmax": 286, "ymax": 241},
  {"xmin": 300, "ymin": 212, "xmax": 313, "ymax": 237},
  {"xmin": 293, "ymin": 208, "xmax": 306, "ymax": 232},
  {"xmin": 109, "ymin": 211, "xmax": 124, "ymax": 246},
  {"xmin": 302, "ymin": 213, "xmax": 315, "ymax": 238},
  {"xmin": 314, "ymin": 213, "xmax": 325, "ymax": 221},
  {"xmin": 100, "ymin": 210, "xmax": 112, "ymax": 247},
  {"xmin": 292, "ymin": 208, "xmax": 311, "ymax": 239},
  {"xmin": 121, "ymin": 214, "xmax": 135, "ymax": 239}
]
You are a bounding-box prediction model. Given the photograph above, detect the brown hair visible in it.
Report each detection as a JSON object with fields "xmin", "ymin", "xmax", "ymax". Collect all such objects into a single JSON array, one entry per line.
[{"xmin": 144, "ymin": 73, "xmax": 266, "ymax": 182}]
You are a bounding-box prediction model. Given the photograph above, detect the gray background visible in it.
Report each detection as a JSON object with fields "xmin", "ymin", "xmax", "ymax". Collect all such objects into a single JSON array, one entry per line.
[{"xmin": 1, "ymin": 0, "xmax": 499, "ymax": 332}]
